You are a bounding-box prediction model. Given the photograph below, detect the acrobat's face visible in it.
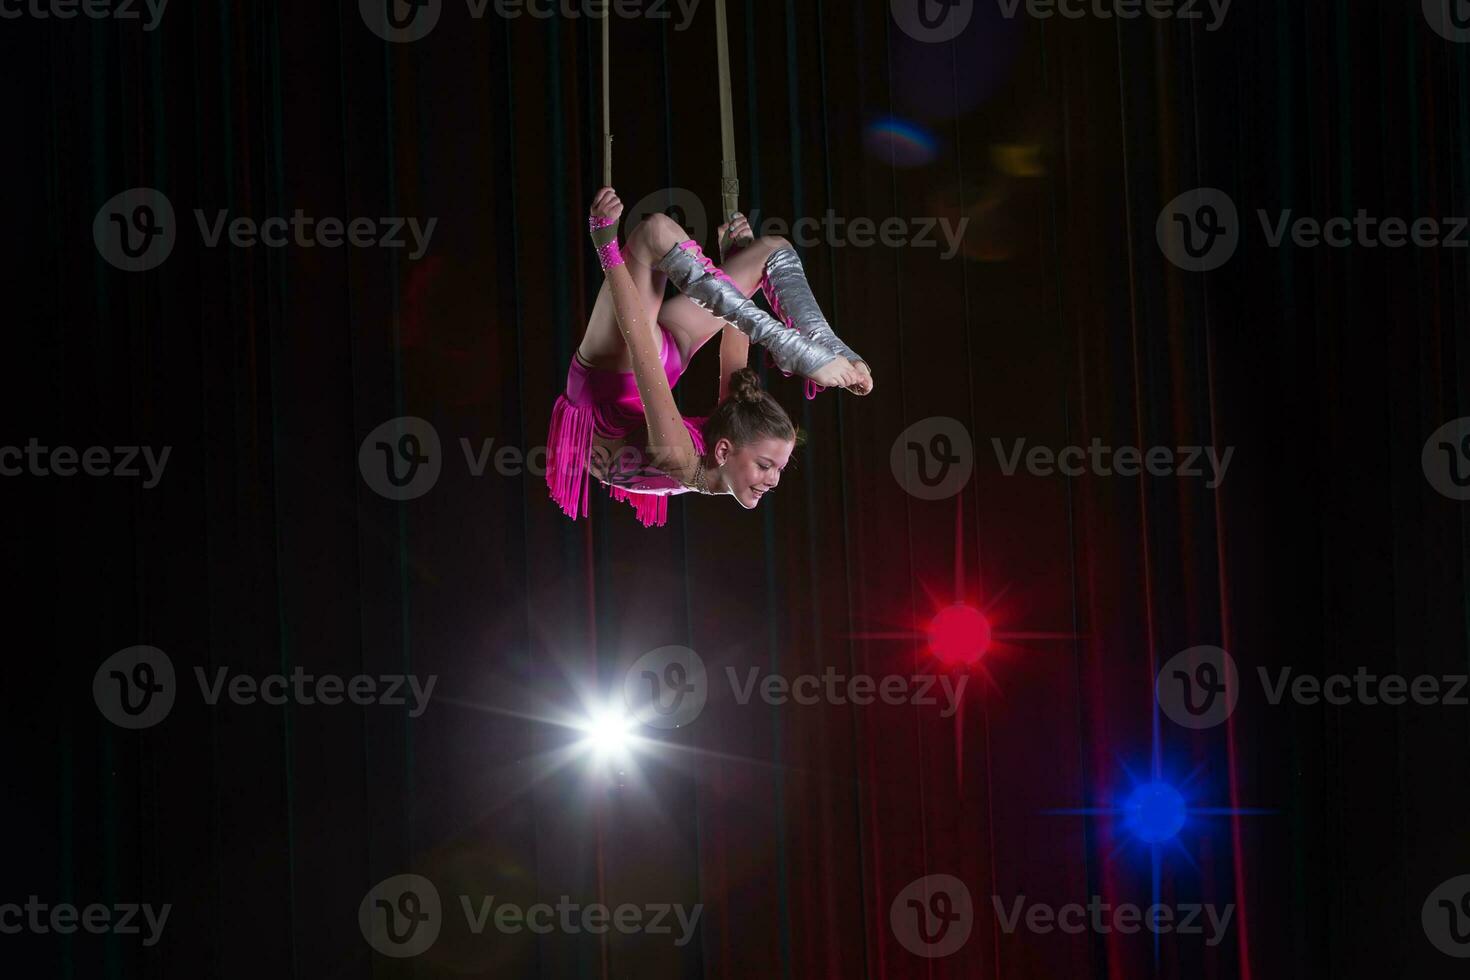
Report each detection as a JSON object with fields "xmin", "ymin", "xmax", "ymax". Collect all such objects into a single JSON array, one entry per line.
[{"xmin": 715, "ymin": 436, "xmax": 795, "ymax": 510}]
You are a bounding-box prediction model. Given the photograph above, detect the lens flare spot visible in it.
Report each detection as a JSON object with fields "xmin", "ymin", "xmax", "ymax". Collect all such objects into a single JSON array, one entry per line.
[
  {"xmin": 1123, "ymin": 782, "xmax": 1187, "ymax": 844},
  {"xmin": 864, "ymin": 116, "xmax": 939, "ymax": 168},
  {"xmin": 927, "ymin": 604, "xmax": 993, "ymax": 665}
]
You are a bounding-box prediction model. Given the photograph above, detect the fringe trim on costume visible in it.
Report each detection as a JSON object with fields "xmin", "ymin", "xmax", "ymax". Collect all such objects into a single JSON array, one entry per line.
[
  {"xmin": 546, "ymin": 396, "xmax": 595, "ymax": 521},
  {"xmin": 548, "ymin": 401, "xmax": 705, "ymax": 529},
  {"xmin": 607, "ymin": 487, "xmax": 669, "ymax": 528}
]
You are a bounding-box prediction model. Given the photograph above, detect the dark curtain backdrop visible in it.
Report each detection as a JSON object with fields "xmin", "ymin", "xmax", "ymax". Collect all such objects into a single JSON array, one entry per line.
[{"xmin": 5, "ymin": 0, "xmax": 1468, "ymax": 977}]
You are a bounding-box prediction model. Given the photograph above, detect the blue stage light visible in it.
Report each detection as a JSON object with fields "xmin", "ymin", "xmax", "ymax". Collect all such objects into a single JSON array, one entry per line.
[{"xmin": 1122, "ymin": 782, "xmax": 1187, "ymax": 844}]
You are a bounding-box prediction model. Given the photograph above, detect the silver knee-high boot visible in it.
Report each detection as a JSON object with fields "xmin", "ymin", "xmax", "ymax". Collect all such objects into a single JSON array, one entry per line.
[
  {"xmin": 760, "ymin": 247, "xmax": 866, "ymax": 371},
  {"xmin": 655, "ymin": 241, "xmax": 837, "ymax": 380}
]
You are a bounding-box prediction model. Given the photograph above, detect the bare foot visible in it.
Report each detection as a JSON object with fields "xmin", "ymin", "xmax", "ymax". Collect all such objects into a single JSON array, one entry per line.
[{"xmin": 810, "ymin": 356, "xmax": 863, "ymax": 391}]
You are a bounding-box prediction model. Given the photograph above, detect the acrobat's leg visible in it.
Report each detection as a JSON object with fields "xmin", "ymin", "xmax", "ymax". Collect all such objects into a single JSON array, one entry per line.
[
  {"xmin": 656, "ymin": 233, "xmax": 792, "ymax": 363},
  {"xmin": 650, "ymin": 235, "xmax": 863, "ymax": 391},
  {"xmin": 760, "ymin": 246, "xmax": 873, "ymax": 395},
  {"xmin": 575, "ymin": 212, "xmax": 686, "ymax": 371}
]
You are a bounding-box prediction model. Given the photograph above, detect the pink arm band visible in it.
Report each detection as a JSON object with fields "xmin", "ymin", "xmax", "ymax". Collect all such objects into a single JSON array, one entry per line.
[{"xmin": 589, "ymin": 214, "xmax": 625, "ymax": 271}]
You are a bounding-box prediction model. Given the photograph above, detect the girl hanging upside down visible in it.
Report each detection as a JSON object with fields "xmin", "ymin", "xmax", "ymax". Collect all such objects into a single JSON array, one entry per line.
[{"xmin": 546, "ymin": 187, "xmax": 874, "ymax": 527}]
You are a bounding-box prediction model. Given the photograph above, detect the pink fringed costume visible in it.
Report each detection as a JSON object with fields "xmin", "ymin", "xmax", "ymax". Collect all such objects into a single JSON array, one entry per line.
[{"xmin": 546, "ymin": 327, "xmax": 708, "ymax": 528}]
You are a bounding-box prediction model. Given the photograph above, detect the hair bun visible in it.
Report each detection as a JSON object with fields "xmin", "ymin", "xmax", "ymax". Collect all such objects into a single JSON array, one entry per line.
[{"xmin": 729, "ymin": 367, "xmax": 764, "ymax": 404}]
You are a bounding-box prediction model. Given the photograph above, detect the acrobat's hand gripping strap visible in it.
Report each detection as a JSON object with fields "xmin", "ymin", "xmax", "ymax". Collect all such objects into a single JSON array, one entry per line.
[{"xmin": 589, "ymin": 214, "xmax": 625, "ymax": 272}]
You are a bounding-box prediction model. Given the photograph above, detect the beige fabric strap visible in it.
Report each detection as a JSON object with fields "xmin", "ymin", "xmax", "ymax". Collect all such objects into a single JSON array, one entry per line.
[
  {"xmin": 602, "ymin": 11, "xmax": 612, "ymax": 186},
  {"xmin": 715, "ymin": 0, "xmax": 739, "ymax": 223}
]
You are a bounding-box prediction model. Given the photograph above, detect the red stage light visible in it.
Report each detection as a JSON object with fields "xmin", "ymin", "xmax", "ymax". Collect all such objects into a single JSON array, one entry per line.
[{"xmin": 927, "ymin": 604, "xmax": 993, "ymax": 665}]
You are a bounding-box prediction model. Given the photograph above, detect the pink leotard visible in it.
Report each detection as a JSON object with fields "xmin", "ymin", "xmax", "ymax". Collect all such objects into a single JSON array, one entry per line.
[{"xmin": 546, "ymin": 326, "xmax": 707, "ymax": 528}]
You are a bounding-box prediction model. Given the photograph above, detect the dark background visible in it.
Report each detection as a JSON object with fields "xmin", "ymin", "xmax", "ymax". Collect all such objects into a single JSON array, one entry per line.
[{"xmin": 4, "ymin": 0, "xmax": 1468, "ymax": 977}]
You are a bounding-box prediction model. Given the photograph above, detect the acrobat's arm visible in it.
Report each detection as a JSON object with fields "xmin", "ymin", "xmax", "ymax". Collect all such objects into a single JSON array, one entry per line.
[{"xmin": 589, "ymin": 188, "xmax": 700, "ymax": 483}]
